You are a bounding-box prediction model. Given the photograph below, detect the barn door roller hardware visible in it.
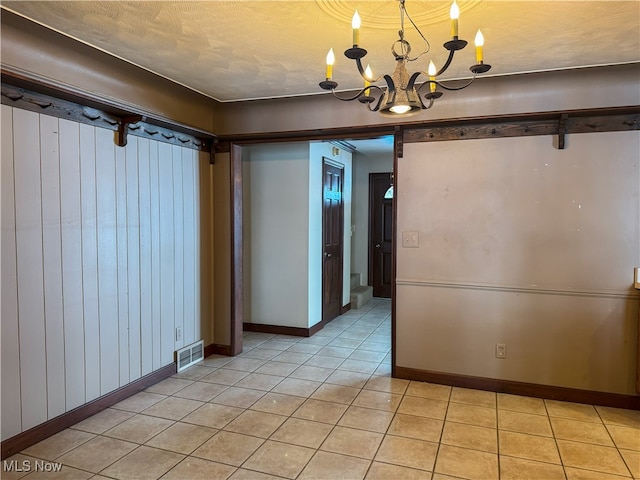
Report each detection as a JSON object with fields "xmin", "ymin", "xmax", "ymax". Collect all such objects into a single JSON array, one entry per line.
[
  {"xmin": 557, "ymin": 113, "xmax": 569, "ymax": 149},
  {"xmin": 117, "ymin": 115, "xmax": 144, "ymax": 147}
]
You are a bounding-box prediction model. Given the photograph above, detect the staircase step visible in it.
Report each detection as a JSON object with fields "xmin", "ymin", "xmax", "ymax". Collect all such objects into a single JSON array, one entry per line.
[
  {"xmin": 350, "ymin": 273, "xmax": 361, "ymax": 290},
  {"xmin": 350, "ymin": 285, "xmax": 373, "ymax": 309}
]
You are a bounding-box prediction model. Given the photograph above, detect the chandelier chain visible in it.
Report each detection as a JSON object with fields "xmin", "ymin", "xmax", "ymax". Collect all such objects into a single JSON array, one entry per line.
[{"xmin": 399, "ymin": 0, "xmax": 431, "ymax": 62}]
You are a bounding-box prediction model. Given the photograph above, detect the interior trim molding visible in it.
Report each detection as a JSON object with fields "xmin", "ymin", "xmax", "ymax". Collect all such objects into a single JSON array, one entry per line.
[
  {"xmin": 401, "ymin": 107, "xmax": 640, "ymax": 147},
  {"xmin": 0, "ymin": 363, "xmax": 176, "ymax": 460},
  {"xmin": 1, "ymin": 74, "xmax": 217, "ymax": 155},
  {"xmin": 243, "ymin": 323, "xmax": 314, "ymax": 337},
  {"xmin": 395, "ymin": 366, "xmax": 640, "ymax": 410},
  {"xmin": 230, "ymin": 143, "xmax": 244, "ymax": 356},
  {"xmin": 204, "ymin": 343, "xmax": 233, "ymax": 357},
  {"xmin": 218, "ymin": 107, "xmax": 639, "ymax": 147},
  {"xmin": 242, "ymin": 304, "xmax": 351, "ymax": 338},
  {"xmin": 395, "ymin": 278, "xmax": 638, "ymax": 300}
]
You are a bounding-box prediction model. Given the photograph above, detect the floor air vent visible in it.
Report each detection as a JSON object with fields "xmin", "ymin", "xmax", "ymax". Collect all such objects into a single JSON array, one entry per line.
[{"xmin": 176, "ymin": 340, "xmax": 204, "ymax": 372}]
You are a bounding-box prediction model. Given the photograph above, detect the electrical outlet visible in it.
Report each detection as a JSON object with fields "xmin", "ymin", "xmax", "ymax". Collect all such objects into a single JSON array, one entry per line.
[
  {"xmin": 175, "ymin": 326, "xmax": 183, "ymax": 342},
  {"xmin": 496, "ymin": 343, "xmax": 507, "ymax": 359}
]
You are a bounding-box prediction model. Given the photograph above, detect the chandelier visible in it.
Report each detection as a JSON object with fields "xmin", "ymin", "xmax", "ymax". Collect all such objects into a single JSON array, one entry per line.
[{"xmin": 319, "ymin": 0, "xmax": 491, "ymax": 116}]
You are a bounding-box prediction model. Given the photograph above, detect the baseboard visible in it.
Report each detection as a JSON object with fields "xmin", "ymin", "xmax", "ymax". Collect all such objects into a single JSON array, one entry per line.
[
  {"xmin": 204, "ymin": 343, "xmax": 233, "ymax": 357},
  {"xmin": 1, "ymin": 363, "xmax": 176, "ymax": 460},
  {"xmin": 243, "ymin": 305, "xmax": 351, "ymax": 338},
  {"xmin": 243, "ymin": 323, "xmax": 312, "ymax": 337},
  {"xmin": 394, "ymin": 366, "xmax": 640, "ymax": 410}
]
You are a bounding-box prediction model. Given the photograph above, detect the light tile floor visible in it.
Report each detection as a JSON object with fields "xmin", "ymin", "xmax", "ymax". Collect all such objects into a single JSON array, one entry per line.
[{"xmin": 6, "ymin": 298, "xmax": 640, "ymax": 479}]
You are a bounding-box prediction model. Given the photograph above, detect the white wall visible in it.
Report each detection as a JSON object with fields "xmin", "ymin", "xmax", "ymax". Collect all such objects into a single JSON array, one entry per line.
[
  {"xmin": 396, "ymin": 131, "xmax": 640, "ymax": 395},
  {"xmin": 351, "ymin": 150, "xmax": 394, "ymax": 286},
  {"xmin": 243, "ymin": 143, "xmax": 310, "ymax": 328},
  {"xmin": 1, "ymin": 106, "xmax": 202, "ymax": 440},
  {"xmin": 309, "ymin": 142, "xmax": 352, "ymax": 327},
  {"xmin": 241, "ymin": 142, "xmax": 352, "ymax": 330}
]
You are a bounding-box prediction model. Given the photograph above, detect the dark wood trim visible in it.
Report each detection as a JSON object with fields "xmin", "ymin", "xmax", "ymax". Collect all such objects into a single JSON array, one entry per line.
[
  {"xmin": 243, "ymin": 304, "xmax": 351, "ymax": 338},
  {"xmin": 309, "ymin": 321, "xmax": 326, "ymax": 337},
  {"xmin": 230, "ymin": 143, "xmax": 244, "ymax": 356},
  {"xmin": 391, "ymin": 130, "xmax": 400, "ymax": 378},
  {"xmin": 243, "ymin": 323, "xmax": 313, "ymax": 337},
  {"xmin": 1, "ymin": 363, "xmax": 176, "ymax": 460},
  {"xmin": 402, "ymin": 107, "xmax": 639, "ymax": 146},
  {"xmin": 1, "ymin": 68, "xmax": 217, "ymax": 139},
  {"xmin": 1, "ymin": 80, "xmax": 216, "ymax": 153},
  {"xmin": 219, "ymin": 127, "xmax": 398, "ymax": 145},
  {"xmin": 368, "ymin": 172, "xmax": 393, "ymax": 299},
  {"xmin": 204, "ymin": 343, "xmax": 233, "ymax": 357},
  {"xmin": 218, "ymin": 107, "xmax": 638, "ymax": 147},
  {"xmin": 395, "ymin": 366, "xmax": 640, "ymax": 410}
]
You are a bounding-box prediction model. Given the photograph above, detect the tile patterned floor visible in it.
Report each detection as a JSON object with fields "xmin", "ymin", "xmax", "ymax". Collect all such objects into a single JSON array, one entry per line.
[{"xmin": 5, "ymin": 298, "xmax": 640, "ymax": 479}]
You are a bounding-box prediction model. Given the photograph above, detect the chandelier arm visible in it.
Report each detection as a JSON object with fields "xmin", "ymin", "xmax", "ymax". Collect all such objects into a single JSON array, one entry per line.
[
  {"xmin": 436, "ymin": 75, "xmax": 477, "ymax": 91},
  {"xmin": 407, "ymin": 71, "xmax": 422, "ymax": 91},
  {"xmin": 436, "ymin": 49, "xmax": 456, "ymax": 76},
  {"xmin": 423, "ymin": 96, "xmax": 435, "ymax": 110},
  {"xmin": 330, "ymin": 85, "xmax": 385, "ymax": 102},
  {"xmin": 353, "ymin": 58, "xmax": 387, "ymax": 84},
  {"xmin": 383, "ymin": 74, "xmax": 396, "ymax": 93},
  {"xmin": 366, "ymin": 93, "xmax": 387, "ymax": 112},
  {"xmin": 354, "ymin": 57, "xmax": 368, "ymax": 80}
]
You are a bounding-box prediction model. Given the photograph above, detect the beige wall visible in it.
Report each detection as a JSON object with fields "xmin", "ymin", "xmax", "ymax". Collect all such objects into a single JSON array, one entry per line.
[
  {"xmin": 1, "ymin": 11, "xmax": 221, "ymax": 133},
  {"xmin": 241, "ymin": 142, "xmax": 353, "ymax": 329},
  {"xmin": 216, "ymin": 64, "xmax": 640, "ymax": 136},
  {"xmin": 396, "ymin": 132, "xmax": 639, "ymax": 395},
  {"xmin": 1, "ymin": 106, "xmax": 203, "ymax": 440},
  {"xmin": 243, "ymin": 143, "xmax": 311, "ymax": 328}
]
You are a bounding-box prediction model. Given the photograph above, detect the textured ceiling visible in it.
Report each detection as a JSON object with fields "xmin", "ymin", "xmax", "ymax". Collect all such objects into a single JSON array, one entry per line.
[{"xmin": 2, "ymin": 1, "xmax": 639, "ymax": 103}]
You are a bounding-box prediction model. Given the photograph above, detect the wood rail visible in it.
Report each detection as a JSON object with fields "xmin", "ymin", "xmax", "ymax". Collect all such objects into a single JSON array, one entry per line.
[
  {"xmin": 402, "ymin": 108, "xmax": 640, "ymax": 148},
  {"xmin": 1, "ymin": 79, "xmax": 217, "ymax": 158}
]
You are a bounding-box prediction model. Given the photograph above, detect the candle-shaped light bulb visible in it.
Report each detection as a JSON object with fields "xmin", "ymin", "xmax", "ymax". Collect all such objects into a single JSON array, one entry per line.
[
  {"xmin": 352, "ymin": 10, "xmax": 361, "ymax": 46},
  {"xmin": 428, "ymin": 60, "xmax": 437, "ymax": 93},
  {"xmin": 450, "ymin": 1, "xmax": 459, "ymax": 38},
  {"xmin": 364, "ymin": 64, "xmax": 372, "ymax": 94},
  {"xmin": 474, "ymin": 30, "xmax": 484, "ymax": 63},
  {"xmin": 326, "ymin": 48, "xmax": 335, "ymax": 79}
]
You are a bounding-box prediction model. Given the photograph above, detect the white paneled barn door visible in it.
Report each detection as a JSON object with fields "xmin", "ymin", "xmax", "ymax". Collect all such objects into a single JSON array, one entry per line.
[{"xmin": 1, "ymin": 105, "xmax": 201, "ymax": 440}]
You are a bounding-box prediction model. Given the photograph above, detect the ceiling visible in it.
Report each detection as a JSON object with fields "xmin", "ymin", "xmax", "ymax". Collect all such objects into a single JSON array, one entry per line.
[
  {"xmin": 2, "ymin": 1, "xmax": 639, "ymax": 104},
  {"xmin": 2, "ymin": 1, "xmax": 638, "ymax": 156}
]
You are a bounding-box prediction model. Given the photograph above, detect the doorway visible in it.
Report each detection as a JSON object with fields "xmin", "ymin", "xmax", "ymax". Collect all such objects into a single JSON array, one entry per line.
[
  {"xmin": 369, "ymin": 172, "xmax": 393, "ymax": 298},
  {"xmin": 322, "ymin": 159, "xmax": 345, "ymax": 324},
  {"xmin": 229, "ymin": 134, "xmax": 396, "ymax": 359}
]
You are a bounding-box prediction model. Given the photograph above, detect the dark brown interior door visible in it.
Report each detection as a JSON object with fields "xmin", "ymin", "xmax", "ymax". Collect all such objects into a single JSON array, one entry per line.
[
  {"xmin": 322, "ymin": 160, "xmax": 344, "ymax": 323},
  {"xmin": 369, "ymin": 172, "xmax": 393, "ymax": 298}
]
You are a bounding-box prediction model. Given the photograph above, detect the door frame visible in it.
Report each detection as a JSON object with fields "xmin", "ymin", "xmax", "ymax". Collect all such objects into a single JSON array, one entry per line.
[
  {"xmin": 322, "ymin": 158, "xmax": 345, "ymax": 324},
  {"xmin": 228, "ymin": 131, "xmax": 398, "ymax": 370},
  {"xmin": 368, "ymin": 172, "xmax": 393, "ymax": 298}
]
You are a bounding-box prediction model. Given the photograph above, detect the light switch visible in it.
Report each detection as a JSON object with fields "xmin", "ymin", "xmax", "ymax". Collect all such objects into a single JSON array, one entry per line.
[{"xmin": 402, "ymin": 231, "xmax": 419, "ymax": 248}]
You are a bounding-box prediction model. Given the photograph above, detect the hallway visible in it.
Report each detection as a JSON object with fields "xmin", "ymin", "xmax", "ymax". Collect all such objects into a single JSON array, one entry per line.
[{"xmin": 8, "ymin": 298, "xmax": 639, "ymax": 479}]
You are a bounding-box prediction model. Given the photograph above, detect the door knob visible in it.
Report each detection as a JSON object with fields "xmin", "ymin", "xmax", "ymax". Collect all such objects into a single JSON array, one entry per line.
[
  {"xmin": 375, "ymin": 243, "xmax": 382, "ymax": 248},
  {"xmin": 324, "ymin": 252, "xmax": 332, "ymax": 258}
]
